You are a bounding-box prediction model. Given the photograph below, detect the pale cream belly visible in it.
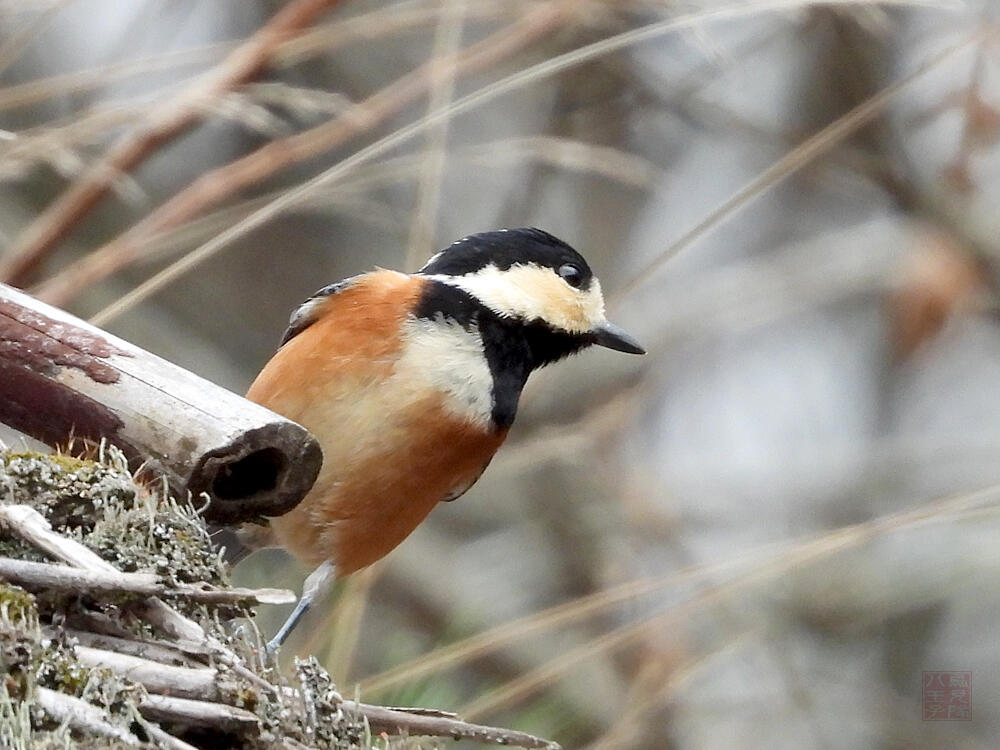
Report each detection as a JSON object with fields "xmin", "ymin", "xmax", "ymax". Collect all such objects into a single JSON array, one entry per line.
[
  {"xmin": 268, "ymin": 379, "xmax": 505, "ymax": 573},
  {"xmin": 245, "ymin": 270, "xmax": 506, "ymax": 574}
]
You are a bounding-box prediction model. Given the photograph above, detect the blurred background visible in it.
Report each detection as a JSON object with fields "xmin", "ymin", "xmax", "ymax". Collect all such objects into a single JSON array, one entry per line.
[{"xmin": 1, "ymin": 0, "xmax": 1000, "ymax": 747}]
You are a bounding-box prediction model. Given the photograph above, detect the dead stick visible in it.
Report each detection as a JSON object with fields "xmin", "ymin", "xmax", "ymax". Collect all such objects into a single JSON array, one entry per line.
[
  {"xmin": 345, "ymin": 701, "xmax": 561, "ymax": 749},
  {"xmin": 76, "ymin": 640, "xmax": 559, "ymax": 749},
  {"xmin": 74, "ymin": 645, "xmax": 236, "ymax": 702},
  {"xmin": 7, "ymin": 508, "xmax": 558, "ymax": 748},
  {"xmin": 78, "ymin": 623, "xmax": 558, "ymax": 748},
  {"xmin": 0, "ymin": 0, "xmax": 342, "ymax": 285},
  {"xmin": 0, "ymin": 504, "xmax": 274, "ymax": 693},
  {"xmin": 33, "ymin": 0, "xmax": 575, "ymax": 308},
  {"xmin": 35, "ymin": 687, "xmax": 144, "ymax": 746},
  {"xmin": 138, "ymin": 694, "xmax": 261, "ymax": 733},
  {"xmin": 58, "ymin": 627, "xmax": 199, "ymax": 667},
  {"xmin": 0, "ymin": 556, "xmax": 295, "ymax": 605},
  {"xmin": 0, "ymin": 283, "xmax": 321, "ymax": 523},
  {"xmin": 0, "ymin": 505, "xmax": 121, "ymax": 572}
]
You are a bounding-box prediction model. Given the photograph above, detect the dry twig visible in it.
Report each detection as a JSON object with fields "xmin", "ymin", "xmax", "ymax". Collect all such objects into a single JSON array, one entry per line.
[
  {"xmin": 75, "ymin": 0, "xmax": 939, "ymax": 326},
  {"xmin": 0, "ymin": 488, "xmax": 561, "ymax": 748},
  {"xmin": 59, "ymin": 633, "xmax": 562, "ymax": 748},
  {"xmin": 0, "ymin": 503, "xmax": 274, "ymax": 692},
  {"xmin": 34, "ymin": 687, "xmax": 146, "ymax": 747},
  {"xmin": 137, "ymin": 694, "xmax": 261, "ymax": 733},
  {"xmin": 74, "ymin": 645, "xmax": 238, "ymax": 702},
  {"xmin": 0, "ymin": 0, "xmax": 342, "ymax": 285},
  {"xmin": 353, "ymin": 702, "xmax": 560, "ymax": 749},
  {"xmin": 0, "ymin": 556, "xmax": 294, "ymax": 605},
  {"xmin": 34, "ymin": 0, "xmax": 577, "ymax": 308}
]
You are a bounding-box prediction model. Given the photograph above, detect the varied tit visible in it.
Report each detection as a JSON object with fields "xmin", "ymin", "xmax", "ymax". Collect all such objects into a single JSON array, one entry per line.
[{"xmin": 245, "ymin": 227, "xmax": 644, "ymax": 650}]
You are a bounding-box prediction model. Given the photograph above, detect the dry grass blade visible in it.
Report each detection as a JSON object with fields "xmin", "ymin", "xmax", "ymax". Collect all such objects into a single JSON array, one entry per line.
[
  {"xmin": 61, "ymin": 0, "xmax": 577, "ymax": 320},
  {"xmin": 119, "ymin": 136, "xmax": 660, "ymax": 268},
  {"xmin": 0, "ymin": 103, "xmax": 154, "ymax": 185},
  {"xmin": 359, "ymin": 574, "xmax": 684, "ymax": 696},
  {"xmin": 276, "ymin": 0, "xmax": 508, "ymax": 67},
  {"xmin": 0, "ymin": 0, "xmax": 73, "ymax": 80},
  {"xmin": 608, "ymin": 26, "xmax": 992, "ymax": 307},
  {"xmin": 580, "ymin": 635, "xmax": 754, "ymax": 750},
  {"xmin": 83, "ymin": 0, "xmax": 937, "ymax": 326},
  {"xmin": 0, "ymin": 2, "xmax": 494, "ymax": 117},
  {"xmin": 404, "ymin": 0, "xmax": 466, "ymax": 270},
  {"xmin": 0, "ymin": 0, "xmax": 342, "ymax": 285},
  {"xmin": 455, "ymin": 483, "xmax": 1000, "ymax": 720},
  {"xmin": 362, "ymin": 480, "xmax": 1000, "ymax": 706},
  {"xmin": 0, "ymin": 43, "xmax": 231, "ymax": 114},
  {"xmin": 320, "ymin": 565, "xmax": 378, "ymax": 683}
]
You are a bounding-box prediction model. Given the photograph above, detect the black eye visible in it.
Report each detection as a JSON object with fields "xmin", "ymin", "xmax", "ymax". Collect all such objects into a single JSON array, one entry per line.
[{"xmin": 558, "ymin": 263, "xmax": 583, "ymax": 288}]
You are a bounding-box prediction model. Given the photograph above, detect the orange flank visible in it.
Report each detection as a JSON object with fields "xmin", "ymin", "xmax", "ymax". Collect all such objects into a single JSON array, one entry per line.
[{"xmin": 246, "ymin": 270, "xmax": 506, "ymax": 574}]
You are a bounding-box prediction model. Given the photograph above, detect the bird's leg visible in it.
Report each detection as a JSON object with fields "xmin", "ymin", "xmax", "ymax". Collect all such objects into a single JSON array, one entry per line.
[{"xmin": 266, "ymin": 560, "xmax": 335, "ymax": 653}]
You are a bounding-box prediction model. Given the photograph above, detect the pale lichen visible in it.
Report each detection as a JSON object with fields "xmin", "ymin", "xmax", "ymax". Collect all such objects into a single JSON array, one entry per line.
[{"xmin": 0, "ymin": 447, "xmax": 375, "ymax": 749}]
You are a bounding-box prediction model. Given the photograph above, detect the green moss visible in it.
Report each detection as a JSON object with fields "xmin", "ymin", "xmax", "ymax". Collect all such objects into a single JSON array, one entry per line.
[
  {"xmin": 0, "ymin": 584, "xmax": 41, "ymax": 701},
  {"xmin": 0, "ymin": 584, "xmax": 37, "ymax": 627},
  {"xmin": 0, "ymin": 450, "xmax": 137, "ymax": 535},
  {"xmin": 0, "ymin": 447, "xmax": 382, "ymax": 749},
  {"xmin": 2, "ymin": 447, "xmax": 235, "ymax": 620}
]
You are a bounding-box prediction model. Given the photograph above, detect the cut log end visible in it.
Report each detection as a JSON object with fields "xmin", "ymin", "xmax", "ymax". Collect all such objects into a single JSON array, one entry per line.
[
  {"xmin": 191, "ymin": 423, "xmax": 322, "ymax": 523},
  {"xmin": 0, "ymin": 282, "xmax": 322, "ymax": 524}
]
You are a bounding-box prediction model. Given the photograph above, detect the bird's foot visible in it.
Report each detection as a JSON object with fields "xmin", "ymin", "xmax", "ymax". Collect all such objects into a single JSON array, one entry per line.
[{"xmin": 266, "ymin": 560, "xmax": 336, "ymax": 654}]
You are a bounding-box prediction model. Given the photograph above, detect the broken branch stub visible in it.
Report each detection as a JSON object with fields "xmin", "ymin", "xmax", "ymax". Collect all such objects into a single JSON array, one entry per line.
[{"xmin": 0, "ymin": 282, "xmax": 321, "ymax": 523}]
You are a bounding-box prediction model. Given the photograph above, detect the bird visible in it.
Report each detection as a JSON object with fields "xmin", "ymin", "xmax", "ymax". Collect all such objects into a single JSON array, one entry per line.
[{"xmin": 244, "ymin": 227, "xmax": 644, "ymax": 650}]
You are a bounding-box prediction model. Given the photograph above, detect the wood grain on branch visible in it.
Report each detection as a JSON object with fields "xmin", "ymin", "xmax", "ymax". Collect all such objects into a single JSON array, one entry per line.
[
  {"xmin": 75, "ymin": 645, "xmax": 237, "ymax": 702},
  {"xmin": 0, "ymin": 283, "xmax": 321, "ymax": 523},
  {"xmin": 0, "ymin": 556, "xmax": 294, "ymax": 605},
  {"xmin": 69, "ymin": 641, "xmax": 561, "ymax": 748},
  {"xmin": 0, "ymin": 0, "xmax": 342, "ymax": 286},
  {"xmin": 2, "ymin": 498, "xmax": 560, "ymax": 749},
  {"xmin": 0, "ymin": 503, "xmax": 272, "ymax": 689},
  {"xmin": 35, "ymin": 687, "xmax": 145, "ymax": 747},
  {"xmin": 350, "ymin": 702, "xmax": 561, "ymax": 749},
  {"xmin": 58, "ymin": 627, "xmax": 200, "ymax": 666},
  {"xmin": 36, "ymin": 687, "xmax": 202, "ymax": 750},
  {"xmin": 33, "ymin": 0, "xmax": 576, "ymax": 308},
  {"xmin": 137, "ymin": 694, "xmax": 261, "ymax": 734}
]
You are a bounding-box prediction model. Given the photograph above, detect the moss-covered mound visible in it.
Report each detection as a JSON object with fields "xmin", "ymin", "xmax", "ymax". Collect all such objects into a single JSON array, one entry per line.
[{"xmin": 0, "ymin": 447, "xmax": 371, "ymax": 750}]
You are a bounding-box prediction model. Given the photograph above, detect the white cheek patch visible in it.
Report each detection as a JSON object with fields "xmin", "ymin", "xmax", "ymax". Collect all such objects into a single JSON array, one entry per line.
[
  {"xmin": 395, "ymin": 315, "xmax": 494, "ymax": 429},
  {"xmin": 425, "ymin": 264, "xmax": 607, "ymax": 334}
]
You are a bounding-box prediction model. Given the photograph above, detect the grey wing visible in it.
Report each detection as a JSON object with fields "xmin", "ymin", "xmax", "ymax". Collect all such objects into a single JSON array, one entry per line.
[{"xmin": 280, "ymin": 276, "xmax": 360, "ymax": 346}]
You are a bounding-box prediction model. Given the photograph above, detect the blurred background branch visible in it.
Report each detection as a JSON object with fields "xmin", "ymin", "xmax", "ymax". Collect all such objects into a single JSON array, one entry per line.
[{"xmin": 3, "ymin": 1, "xmax": 1000, "ymax": 748}]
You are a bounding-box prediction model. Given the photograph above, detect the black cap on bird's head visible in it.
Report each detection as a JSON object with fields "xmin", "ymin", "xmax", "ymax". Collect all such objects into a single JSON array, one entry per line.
[{"xmin": 418, "ymin": 228, "xmax": 645, "ymax": 356}]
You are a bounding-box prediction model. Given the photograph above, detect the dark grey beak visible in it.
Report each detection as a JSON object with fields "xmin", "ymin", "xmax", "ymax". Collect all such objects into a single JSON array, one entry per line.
[{"xmin": 592, "ymin": 321, "xmax": 645, "ymax": 355}]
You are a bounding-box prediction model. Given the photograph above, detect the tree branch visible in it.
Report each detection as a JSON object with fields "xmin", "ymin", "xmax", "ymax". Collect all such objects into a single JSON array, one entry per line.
[
  {"xmin": 0, "ymin": 556, "xmax": 295, "ymax": 606},
  {"xmin": 0, "ymin": 0, "xmax": 342, "ymax": 285},
  {"xmin": 32, "ymin": 0, "xmax": 575, "ymax": 307},
  {"xmin": 71, "ymin": 642, "xmax": 561, "ymax": 748},
  {"xmin": 34, "ymin": 687, "xmax": 146, "ymax": 747},
  {"xmin": 351, "ymin": 702, "xmax": 561, "ymax": 749}
]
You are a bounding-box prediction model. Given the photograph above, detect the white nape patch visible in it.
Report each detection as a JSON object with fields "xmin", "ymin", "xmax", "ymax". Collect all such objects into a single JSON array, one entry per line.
[
  {"xmin": 424, "ymin": 263, "xmax": 607, "ymax": 334},
  {"xmin": 396, "ymin": 314, "xmax": 494, "ymax": 429}
]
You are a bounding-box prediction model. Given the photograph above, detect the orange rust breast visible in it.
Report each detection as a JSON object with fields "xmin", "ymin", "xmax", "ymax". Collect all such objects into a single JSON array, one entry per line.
[
  {"xmin": 246, "ymin": 270, "xmax": 420, "ymax": 410},
  {"xmin": 247, "ymin": 270, "xmax": 507, "ymax": 573}
]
